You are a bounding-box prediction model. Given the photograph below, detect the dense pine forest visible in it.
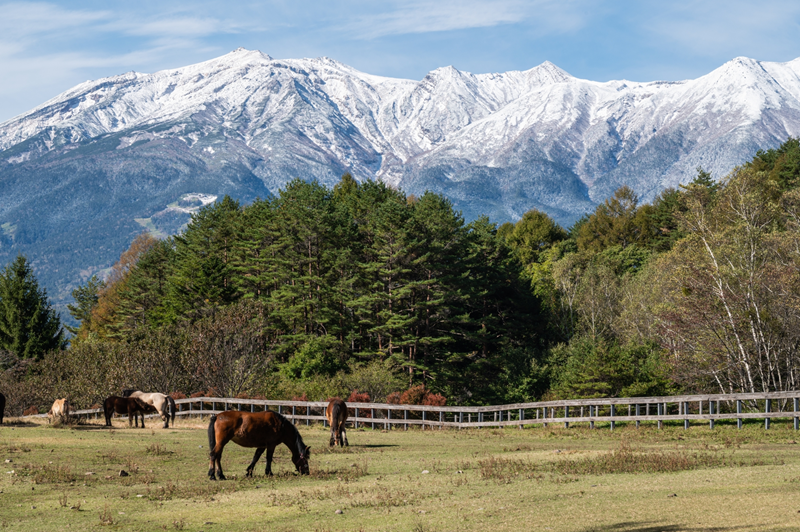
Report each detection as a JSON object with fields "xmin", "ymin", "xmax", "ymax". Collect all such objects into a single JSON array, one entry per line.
[{"xmin": 2, "ymin": 138, "xmax": 800, "ymax": 415}]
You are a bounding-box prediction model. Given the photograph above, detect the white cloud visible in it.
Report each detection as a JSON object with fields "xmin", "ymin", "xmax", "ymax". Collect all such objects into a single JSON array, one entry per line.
[
  {"xmin": 645, "ymin": 1, "xmax": 800, "ymax": 60},
  {"xmin": 341, "ymin": 0, "xmax": 586, "ymax": 39}
]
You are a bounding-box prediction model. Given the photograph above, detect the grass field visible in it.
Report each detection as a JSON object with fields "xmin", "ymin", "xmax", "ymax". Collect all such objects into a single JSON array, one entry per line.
[{"xmin": 2, "ymin": 416, "xmax": 800, "ymax": 531}]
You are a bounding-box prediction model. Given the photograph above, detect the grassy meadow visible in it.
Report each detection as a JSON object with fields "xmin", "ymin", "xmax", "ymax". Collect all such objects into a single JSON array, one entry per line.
[{"xmin": 1, "ymin": 416, "xmax": 800, "ymax": 531}]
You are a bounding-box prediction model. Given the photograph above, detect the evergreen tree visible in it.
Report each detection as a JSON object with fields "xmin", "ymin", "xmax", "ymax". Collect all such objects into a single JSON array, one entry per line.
[
  {"xmin": 0, "ymin": 255, "xmax": 65, "ymax": 358},
  {"xmin": 66, "ymin": 275, "xmax": 104, "ymax": 335}
]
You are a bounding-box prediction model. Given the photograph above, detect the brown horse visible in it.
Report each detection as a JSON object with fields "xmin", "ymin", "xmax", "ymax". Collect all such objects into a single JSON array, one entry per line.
[
  {"xmin": 326, "ymin": 398, "xmax": 349, "ymax": 447},
  {"xmin": 207, "ymin": 410, "xmax": 310, "ymax": 480},
  {"xmin": 103, "ymin": 396, "xmax": 157, "ymax": 428}
]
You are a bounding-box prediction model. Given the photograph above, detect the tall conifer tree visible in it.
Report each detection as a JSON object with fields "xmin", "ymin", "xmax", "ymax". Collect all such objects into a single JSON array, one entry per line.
[{"xmin": 0, "ymin": 255, "xmax": 65, "ymax": 358}]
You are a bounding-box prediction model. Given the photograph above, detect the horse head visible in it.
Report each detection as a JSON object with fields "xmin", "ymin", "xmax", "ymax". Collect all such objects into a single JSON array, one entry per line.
[{"xmin": 293, "ymin": 446, "xmax": 311, "ymax": 475}]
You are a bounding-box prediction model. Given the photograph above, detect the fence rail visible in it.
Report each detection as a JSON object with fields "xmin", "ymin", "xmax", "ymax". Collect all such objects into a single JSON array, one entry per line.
[{"xmin": 27, "ymin": 391, "xmax": 800, "ymax": 431}]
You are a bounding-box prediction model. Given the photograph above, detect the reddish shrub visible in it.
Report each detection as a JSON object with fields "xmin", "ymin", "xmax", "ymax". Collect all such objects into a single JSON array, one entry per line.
[
  {"xmin": 399, "ymin": 385, "xmax": 427, "ymax": 405},
  {"xmin": 189, "ymin": 391, "xmax": 205, "ymax": 398},
  {"xmin": 386, "ymin": 392, "xmax": 402, "ymax": 404},
  {"xmin": 23, "ymin": 406, "xmax": 38, "ymax": 416},
  {"xmin": 89, "ymin": 404, "xmax": 101, "ymax": 410},
  {"xmin": 251, "ymin": 394, "xmax": 266, "ymax": 400},
  {"xmin": 388, "ymin": 385, "xmax": 448, "ymax": 406},
  {"xmin": 346, "ymin": 390, "xmax": 372, "ymax": 418},
  {"xmin": 170, "ymin": 392, "xmax": 187, "ymax": 400},
  {"xmin": 291, "ymin": 394, "xmax": 309, "ymax": 415},
  {"xmin": 347, "ymin": 390, "xmax": 371, "ymax": 403},
  {"xmin": 422, "ymin": 393, "xmax": 446, "ymax": 406},
  {"xmin": 235, "ymin": 392, "xmax": 250, "ymax": 399}
]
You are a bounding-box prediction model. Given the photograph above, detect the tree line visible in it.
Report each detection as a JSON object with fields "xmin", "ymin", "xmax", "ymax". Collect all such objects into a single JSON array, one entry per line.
[{"xmin": 2, "ymin": 138, "xmax": 799, "ymax": 415}]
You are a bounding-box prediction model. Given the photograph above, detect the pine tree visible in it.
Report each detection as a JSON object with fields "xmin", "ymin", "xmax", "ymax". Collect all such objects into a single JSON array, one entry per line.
[
  {"xmin": 66, "ymin": 275, "xmax": 104, "ymax": 336},
  {"xmin": 0, "ymin": 255, "xmax": 66, "ymax": 358}
]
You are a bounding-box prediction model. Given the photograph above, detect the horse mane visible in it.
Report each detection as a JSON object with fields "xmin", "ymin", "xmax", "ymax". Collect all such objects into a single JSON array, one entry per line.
[{"xmin": 272, "ymin": 410, "xmax": 307, "ymax": 455}]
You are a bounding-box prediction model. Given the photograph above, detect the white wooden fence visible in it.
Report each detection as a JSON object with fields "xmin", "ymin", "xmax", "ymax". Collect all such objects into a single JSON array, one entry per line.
[{"xmin": 46, "ymin": 391, "xmax": 800, "ymax": 431}]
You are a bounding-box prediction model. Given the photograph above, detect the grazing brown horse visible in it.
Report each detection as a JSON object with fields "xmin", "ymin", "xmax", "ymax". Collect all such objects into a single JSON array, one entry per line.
[
  {"xmin": 326, "ymin": 398, "xmax": 349, "ymax": 447},
  {"xmin": 207, "ymin": 410, "xmax": 310, "ymax": 480},
  {"xmin": 103, "ymin": 396, "xmax": 157, "ymax": 428}
]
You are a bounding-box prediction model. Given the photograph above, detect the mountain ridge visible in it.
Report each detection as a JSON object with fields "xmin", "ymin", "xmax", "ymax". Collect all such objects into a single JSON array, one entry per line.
[{"xmin": 2, "ymin": 49, "xmax": 800, "ymax": 309}]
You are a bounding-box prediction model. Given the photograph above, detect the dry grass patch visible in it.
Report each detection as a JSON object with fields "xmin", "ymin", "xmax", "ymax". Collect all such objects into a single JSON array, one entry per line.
[{"xmin": 479, "ymin": 440, "xmax": 779, "ymax": 483}]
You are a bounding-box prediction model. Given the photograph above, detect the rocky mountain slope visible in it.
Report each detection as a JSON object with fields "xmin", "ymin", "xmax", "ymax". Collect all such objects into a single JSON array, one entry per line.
[{"xmin": 2, "ymin": 48, "xmax": 800, "ymax": 307}]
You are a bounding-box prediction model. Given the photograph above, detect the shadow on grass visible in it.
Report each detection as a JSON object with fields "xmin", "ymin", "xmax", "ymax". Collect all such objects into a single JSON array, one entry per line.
[
  {"xmin": 0, "ymin": 420, "xmax": 41, "ymax": 428},
  {"xmin": 579, "ymin": 522, "xmax": 754, "ymax": 532}
]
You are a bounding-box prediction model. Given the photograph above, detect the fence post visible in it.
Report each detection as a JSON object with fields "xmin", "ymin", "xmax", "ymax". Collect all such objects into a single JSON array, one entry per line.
[
  {"xmin": 765, "ymin": 399, "xmax": 771, "ymax": 430},
  {"xmin": 519, "ymin": 408, "xmax": 523, "ymax": 430},
  {"xmin": 794, "ymin": 398, "xmax": 799, "ymax": 431},
  {"xmin": 610, "ymin": 405, "xmax": 615, "ymax": 431},
  {"xmin": 422, "ymin": 410, "xmax": 426, "ymax": 430},
  {"xmin": 439, "ymin": 411, "xmax": 443, "ymax": 430},
  {"xmin": 683, "ymin": 402, "xmax": 689, "ymax": 430},
  {"xmin": 589, "ymin": 405, "xmax": 595, "ymax": 430},
  {"xmin": 292, "ymin": 405, "xmax": 296, "ymax": 425},
  {"xmin": 737, "ymin": 400, "xmax": 742, "ymax": 429},
  {"xmin": 635, "ymin": 404, "xmax": 640, "ymax": 429},
  {"xmin": 657, "ymin": 403, "xmax": 663, "ymax": 430},
  {"xmin": 709, "ymin": 401, "xmax": 714, "ymax": 430},
  {"xmin": 564, "ymin": 405, "xmax": 569, "ymax": 429},
  {"xmin": 386, "ymin": 408, "xmax": 391, "ymax": 430},
  {"xmin": 404, "ymin": 409, "xmax": 408, "ymax": 431},
  {"xmin": 354, "ymin": 407, "xmax": 358, "ymax": 429},
  {"xmin": 371, "ymin": 408, "xmax": 375, "ymax": 430}
]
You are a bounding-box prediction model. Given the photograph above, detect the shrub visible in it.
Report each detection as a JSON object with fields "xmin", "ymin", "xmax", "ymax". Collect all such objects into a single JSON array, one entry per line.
[
  {"xmin": 387, "ymin": 385, "xmax": 448, "ymax": 406},
  {"xmin": 347, "ymin": 390, "xmax": 371, "ymax": 403},
  {"xmin": 23, "ymin": 406, "xmax": 39, "ymax": 416},
  {"xmin": 170, "ymin": 392, "xmax": 187, "ymax": 400},
  {"xmin": 291, "ymin": 394, "xmax": 309, "ymax": 415},
  {"xmin": 400, "ymin": 385, "xmax": 427, "ymax": 405},
  {"xmin": 422, "ymin": 393, "xmax": 446, "ymax": 406}
]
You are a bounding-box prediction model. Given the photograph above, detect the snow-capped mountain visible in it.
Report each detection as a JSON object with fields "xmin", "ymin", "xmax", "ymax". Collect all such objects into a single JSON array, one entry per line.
[{"xmin": 2, "ymin": 48, "xmax": 800, "ymax": 304}]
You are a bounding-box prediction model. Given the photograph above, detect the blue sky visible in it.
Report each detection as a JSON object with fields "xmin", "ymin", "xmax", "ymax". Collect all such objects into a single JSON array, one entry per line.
[{"xmin": 1, "ymin": 0, "xmax": 799, "ymax": 123}]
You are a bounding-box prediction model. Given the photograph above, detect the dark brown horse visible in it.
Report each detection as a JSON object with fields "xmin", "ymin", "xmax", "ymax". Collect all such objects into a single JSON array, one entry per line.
[
  {"xmin": 207, "ymin": 410, "xmax": 310, "ymax": 480},
  {"xmin": 103, "ymin": 396, "xmax": 157, "ymax": 428},
  {"xmin": 326, "ymin": 398, "xmax": 349, "ymax": 447}
]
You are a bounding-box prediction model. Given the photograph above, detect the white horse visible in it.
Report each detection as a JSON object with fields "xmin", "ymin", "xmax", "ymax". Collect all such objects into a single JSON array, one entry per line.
[{"xmin": 121, "ymin": 390, "xmax": 176, "ymax": 428}]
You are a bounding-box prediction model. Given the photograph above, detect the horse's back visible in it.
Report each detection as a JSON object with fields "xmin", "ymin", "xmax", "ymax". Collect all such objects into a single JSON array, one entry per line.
[
  {"xmin": 327, "ymin": 398, "xmax": 347, "ymax": 424},
  {"xmin": 216, "ymin": 410, "xmax": 286, "ymax": 448}
]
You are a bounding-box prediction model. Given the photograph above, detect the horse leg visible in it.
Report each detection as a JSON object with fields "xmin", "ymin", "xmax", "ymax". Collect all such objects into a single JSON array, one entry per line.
[
  {"xmin": 246, "ymin": 448, "xmax": 266, "ymax": 478},
  {"xmin": 162, "ymin": 410, "xmax": 169, "ymax": 429},
  {"xmin": 209, "ymin": 445, "xmax": 227, "ymax": 481},
  {"xmin": 329, "ymin": 424, "xmax": 336, "ymax": 447},
  {"xmin": 341, "ymin": 422, "xmax": 349, "ymax": 447},
  {"xmin": 265, "ymin": 445, "xmax": 276, "ymax": 476},
  {"xmin": 211, "ymin": 428, "xmax": 228, "ymax": 481},
  {"xmin": 140, "ymin": 411, "xmax": 145, "ymax": 429}
]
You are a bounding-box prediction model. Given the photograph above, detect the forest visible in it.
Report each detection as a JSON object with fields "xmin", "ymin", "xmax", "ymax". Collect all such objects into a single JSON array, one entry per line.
[{"xmin": 1, "ymin": 137, "xmax": 800, "ymax": 415}]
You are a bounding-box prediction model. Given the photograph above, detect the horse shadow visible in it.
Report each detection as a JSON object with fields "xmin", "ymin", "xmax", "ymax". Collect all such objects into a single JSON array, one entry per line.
[{"xmin": 577, "ymin": 522, "xmax": 752, "ymax": 532}]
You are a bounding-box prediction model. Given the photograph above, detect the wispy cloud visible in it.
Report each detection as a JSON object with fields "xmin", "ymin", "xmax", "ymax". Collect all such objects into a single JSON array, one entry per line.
[
  {"xmin": 645, "ymin": 1, "xmax": 800, "ymax": 60},
  {"xmin": 341, "ymin": 0, "xmax": 585, "ymax": 39}
]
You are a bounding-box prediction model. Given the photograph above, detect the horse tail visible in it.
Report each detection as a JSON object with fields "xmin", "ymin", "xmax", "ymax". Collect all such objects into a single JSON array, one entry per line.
[
  {"xmin": 207, "ymin": 415, "xmax": 217, "ymax": 458},
  {"xmin": 168, "ymin": 395, "xmax": 177, "ymax": 424},
  {"xmin": 331, "ymin": 400, "xmax": 343, "ymax": 434}
]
